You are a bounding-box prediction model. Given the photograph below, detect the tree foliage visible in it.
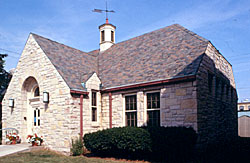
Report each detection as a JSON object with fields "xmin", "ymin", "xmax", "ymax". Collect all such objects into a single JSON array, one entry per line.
[{"xmin": 0, "ymin": 54, "xmax": 12, "ymax": 101}]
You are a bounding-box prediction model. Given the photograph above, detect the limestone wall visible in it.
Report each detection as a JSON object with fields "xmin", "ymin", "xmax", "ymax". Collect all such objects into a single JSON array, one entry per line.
[
  {"xmin": 100, "ymin": 81, "xmax": 198, "ymax": 131},
  {"xmin": 196, "ymin": 44, "xmax": 238, "ymax": 146},
  {"xmin": 1, "ymin": 34, "xmax": 77, "ymax": 153}
]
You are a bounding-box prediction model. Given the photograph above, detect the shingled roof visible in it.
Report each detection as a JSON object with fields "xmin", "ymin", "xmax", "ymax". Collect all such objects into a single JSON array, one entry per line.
[
  {"xmin": 32, "ymin": 24, "xmax": 209, "ymax": 91},
  {"xmin": 98, "ymin": 24, "xmax": 209, "ymax": 89},
  {"xmin": 32, "ymin": 33, "xmax": 98, "ymax": 90}
]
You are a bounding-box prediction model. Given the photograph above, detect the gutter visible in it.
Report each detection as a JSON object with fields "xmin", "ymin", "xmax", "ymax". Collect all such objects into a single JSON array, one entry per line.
[{"xmin": 101, "ymin": 75, "xmax": 196, "ymax": 93}]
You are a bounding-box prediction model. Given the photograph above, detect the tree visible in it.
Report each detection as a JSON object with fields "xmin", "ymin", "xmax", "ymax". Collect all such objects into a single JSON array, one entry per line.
[{"xmin": 0, "ymin": 54, "xmax": 12, "ymax": 102}]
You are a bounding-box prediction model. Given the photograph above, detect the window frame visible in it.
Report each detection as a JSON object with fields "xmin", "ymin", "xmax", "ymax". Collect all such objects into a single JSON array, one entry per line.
[
  {"xmin": 111, "ymin": 31, "xmax": 114, "ymax": 42},
  {"xmin": 145, "ymin": 91, "xmax": 161, "ymax": 127},
  {"xmin": 34, "ymin": 108, "xmax": 40, "ymax": 127},
  {"xmin": 101, "ymin": 30, "xmax": 105, "ymax": 42},
  {"xmin": 124, "ymin": 94, "xmax": 137, "ymax": 127},
  {"xmin": 91, "ymin": 91, "xmax": 97, "ymax": 122}
]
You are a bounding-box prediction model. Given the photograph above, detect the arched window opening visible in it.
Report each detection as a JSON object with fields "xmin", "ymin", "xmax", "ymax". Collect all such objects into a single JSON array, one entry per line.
[{"xmin": 34, "ymin": 87, "xmax": 40, "ymax": 97}]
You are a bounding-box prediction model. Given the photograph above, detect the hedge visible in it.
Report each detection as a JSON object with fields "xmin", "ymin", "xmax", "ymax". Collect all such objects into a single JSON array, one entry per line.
[
  {"xmin": 84, "ymin": 126, "xmax": 197, "ymax": 161},
  {"xmin": 84, "ymin": 127, "xmax": 151, "ymax": 158},
  {"xmin": 142, "ymin": 126, "xmax": 197, "ymax": 161}
]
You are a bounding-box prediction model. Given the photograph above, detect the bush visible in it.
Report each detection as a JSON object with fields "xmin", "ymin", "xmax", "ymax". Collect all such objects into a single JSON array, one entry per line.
[
  {"xmin": 142, "ymin": 126, "xmax": 197, "ymax": 161},
  {"xmin": 84, "ymin": 127, "xmax": 151, "ymax": 158},
  {"xmin": 70, "ymin": 136, "xmax": 83, "ymax": 156},
  {"xmin": 84, "ymin": 126, "xmax": 197, "ymax": 161}
]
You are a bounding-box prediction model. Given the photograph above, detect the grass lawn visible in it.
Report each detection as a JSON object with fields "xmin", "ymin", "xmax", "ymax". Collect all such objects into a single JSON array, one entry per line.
[{"xmin": 0, "ymin": 149, "xmax": 146, "ymax": 163}]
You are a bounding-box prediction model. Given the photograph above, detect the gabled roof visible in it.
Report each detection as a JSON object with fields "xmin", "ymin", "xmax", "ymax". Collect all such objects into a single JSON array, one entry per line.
[
  {"xmin": 98, "ymin": 24, "xmax": 208, "ymax": 89},
  {"xmin": 32, "ymin": 33, "xmax": 98, "ymax": 90},
  {"xmin": 31, "ymin": 24, "xmax": 209, "ymax": 91}
]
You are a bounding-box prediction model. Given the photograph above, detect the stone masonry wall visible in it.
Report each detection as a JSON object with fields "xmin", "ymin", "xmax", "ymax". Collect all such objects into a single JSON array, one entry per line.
[
  {"xmin": 196, "ymin": 43, "xmax": 238, "ymax": 147},
  {"xmin": 2, "ymin": 34, "xmax": 79, "ymax": 153},
  {"xmin": 100, "ymin": 81, "xmax": 198, "ymax": 131}
]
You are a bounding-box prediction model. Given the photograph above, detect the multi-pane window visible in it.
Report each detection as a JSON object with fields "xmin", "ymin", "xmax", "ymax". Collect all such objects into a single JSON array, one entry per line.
[
  {"xmin": 34, "ymin": 87, "xmax": 40, "ymax": 97},
  {"xmin": 147, "ymin": 92, "xmax": 160, "ymax": 126},
  {"xmin": 34, "ymin": 108, "xmax": 40, "ymax": 126},
  {"xmin": 101, "ymin": 30, "xmax": 105, "ymax": 42},
  {"xmin": 111, "ymin": 31, "xmax": 114, "ymax": 42},
  {"xmin": 92, "ymin": 92, "xmax": 97, "ymax": 122},
  {"xmin": 125, "ymin": 95, "xmax": 137, "ymax": 127}
]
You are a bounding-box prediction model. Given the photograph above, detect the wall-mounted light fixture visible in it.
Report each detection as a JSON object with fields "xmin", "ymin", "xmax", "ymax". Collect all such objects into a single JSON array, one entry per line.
[
  {"xmin": 43, "ymin": 92, "xmax": 49, "ymax": 103},
  {"xmin": 9, "ymin": 99, "xmax": 14, "ymax": 108}
]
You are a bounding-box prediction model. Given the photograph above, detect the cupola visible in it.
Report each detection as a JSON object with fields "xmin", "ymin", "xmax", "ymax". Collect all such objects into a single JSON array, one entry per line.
[{"xmin": 99, "ymin": 18, "xmax": 116, "ymax": 52}]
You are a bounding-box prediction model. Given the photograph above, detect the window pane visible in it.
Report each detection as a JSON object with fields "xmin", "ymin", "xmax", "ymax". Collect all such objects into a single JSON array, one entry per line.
[
  {"xmin": 34, "ymin": 87, "xmax": 40, "ymax": 97},
  {"xmin": 126, "ymin": 112, "xmax": 137, "ymax": 127},
  {"xmin": 147, "ymin": 110, "xmax": 160, "ymax": 127},
  {"xmin": 34, "ymin": 110, "xmax": 36, "ymax": 126},
  {"xmin": 125, "ymin": 95, "xmax": 136, "ymax": 110},
  {"xmin": 92, "ymin": 107, "xmax": 97, "ymax": 121},
  {"xmin": 101, "ymin": 30, "xmax": 105, "ymax": 42},
  {"xmin": 92, "ymin": 92, "xmax": 97, "ymax": 106},
  {"xmin": 147, "ymin": 92, "xmax": 160, "ymax": 109}
]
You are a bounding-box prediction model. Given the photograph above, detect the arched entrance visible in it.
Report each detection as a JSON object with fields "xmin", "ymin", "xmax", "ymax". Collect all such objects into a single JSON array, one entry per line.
[{"xmin": 22, "ymin": 77, "xmax": 41, "ymax": 137}]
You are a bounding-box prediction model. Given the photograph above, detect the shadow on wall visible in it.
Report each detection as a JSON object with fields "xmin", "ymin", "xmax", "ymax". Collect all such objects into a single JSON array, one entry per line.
[{"xmin": 175, "ymin": 53, "xmax": 238, "ymax": 147}]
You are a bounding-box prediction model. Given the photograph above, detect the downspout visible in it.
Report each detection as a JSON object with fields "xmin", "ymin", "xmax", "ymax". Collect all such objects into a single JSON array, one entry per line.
[
  {"xmin": 70, "ymin": 90, "xmax": 88, "ymax": 138},
  {"xmin": 109, "ymin": 92, "xmax": 112, "ymax": 128},
  {"xmin": 80, "ymin": 95, "xmax": 83, "ymax": 138}
]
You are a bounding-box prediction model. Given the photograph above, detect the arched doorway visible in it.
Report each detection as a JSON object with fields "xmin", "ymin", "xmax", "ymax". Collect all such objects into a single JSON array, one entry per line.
[{"xmin": 22, "ymin": 77, "xmax": 41, "ymax": 137}]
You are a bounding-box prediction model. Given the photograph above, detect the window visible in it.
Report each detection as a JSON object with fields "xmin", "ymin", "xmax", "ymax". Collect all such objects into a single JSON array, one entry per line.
[
  {"xmin": 147, "ymin": 92, "xmax": 160, "ymax": 126},
  {"xmin": 239, "ymin": 106, "xmax": 244, "ymax": 111},
  {"xmin": 34, "ymin": 87, "xmax": 40, "ymax": 97},
  {"xmin": 248, "ymin": 106, "xmax": 250, "ymax": 110},
  {"xmin": 34, "ymin": 108, "xmax": 40, "ymax": 126},
  {"xmin": 91, "ymin": 92, "xmax": 97, "ymax": 122},
  {"xmin": 101, "ymin": 30, "xmax": 105, "ymax": 42},
  {"xmin": 125, "ymin": 95, "xmax": 137, "ymax": 127},
  {"xmin": 111, "ymin": 31, "xmax": 114, "ymax": 42},
  {"xmin": 208, "ymin": 73, "xmax": 213, "ymax": 93}
]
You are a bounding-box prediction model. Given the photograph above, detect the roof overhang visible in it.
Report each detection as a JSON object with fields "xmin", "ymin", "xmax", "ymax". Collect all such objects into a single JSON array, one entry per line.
[
  {"xmin": 70, "ymin": 89, "xmax": 89, "ymax": 95},
  {"xmin": 101, "ymin": 75, "xmax": 196, "ymax": 93}
]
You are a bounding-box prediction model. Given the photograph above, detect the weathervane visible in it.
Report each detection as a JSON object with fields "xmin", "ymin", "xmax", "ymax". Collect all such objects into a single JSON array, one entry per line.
[{"xmin": 92, "ymin": 0, "xmax": 115, "ymax": 23}]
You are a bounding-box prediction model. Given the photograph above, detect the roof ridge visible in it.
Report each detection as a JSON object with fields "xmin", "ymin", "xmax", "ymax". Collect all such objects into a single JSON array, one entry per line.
[
  {"xmin": 31, "ymin": 33, "xmax": 92, "ymax": 56},
  {"xmin": 172, "ymin": 24, "xmax": 208, "ymax": 43}
]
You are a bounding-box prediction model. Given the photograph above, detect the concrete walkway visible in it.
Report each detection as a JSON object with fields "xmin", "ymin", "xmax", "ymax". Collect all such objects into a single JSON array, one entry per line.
[{"xmin": 0, "ymin": 143, "xmax": 30, "ymax": 157}]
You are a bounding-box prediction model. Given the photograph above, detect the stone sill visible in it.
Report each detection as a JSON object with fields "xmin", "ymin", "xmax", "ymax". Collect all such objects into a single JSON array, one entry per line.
[{"xmin": 91, "ymin": 122, "xmax": 100, "ymax": 128}]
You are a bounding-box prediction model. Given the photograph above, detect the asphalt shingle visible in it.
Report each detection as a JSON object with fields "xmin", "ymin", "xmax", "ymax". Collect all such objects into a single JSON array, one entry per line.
[{"xmin": 32, "ymin": 24, "xmax": 209, "ymax": 90}]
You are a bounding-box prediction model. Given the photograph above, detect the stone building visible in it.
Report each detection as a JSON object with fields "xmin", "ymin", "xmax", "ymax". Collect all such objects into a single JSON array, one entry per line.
[
  {"xmin": 238, "ymin": 101, "xmax": 250, "ymax": 111},
  {"xmin": 2, "ymin": 21, "xmax": 238, "ymax": 153}
]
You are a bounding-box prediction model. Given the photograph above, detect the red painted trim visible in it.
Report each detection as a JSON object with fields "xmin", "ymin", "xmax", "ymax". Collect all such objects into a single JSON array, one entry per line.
[
  {"xmin": 80, "ymin": 95, "xmax": 83, "ymax": 138},
  {"xmin": 109, "ymin": 92, "xmax": 112, "ymax": 128},
  {"xmin": 102, "ymin": 75, "xmax": 196, "ymax": 92},
  {"xmin": 70, "ymin": 90, "xmax": 89, "ymax": 95}
]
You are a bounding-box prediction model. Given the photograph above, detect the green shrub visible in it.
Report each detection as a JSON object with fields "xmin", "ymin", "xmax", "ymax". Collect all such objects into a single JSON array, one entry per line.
[
  {"xmin": 84, "ymin": 127, "xmax": 151, "ymax": 158},
  {"xmin": 70, "ymin": 136, "xmax": 83, "ymax": 156},
  {"xmin": 142, "ymin": 126, "xmax": 197, "ymax": 161}
]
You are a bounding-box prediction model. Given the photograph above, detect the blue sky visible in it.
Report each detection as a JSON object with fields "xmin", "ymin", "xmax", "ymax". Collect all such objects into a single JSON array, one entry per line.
[{"xmin": 0, "ymin": 0, "xmax": 250, "ymax": 101}]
